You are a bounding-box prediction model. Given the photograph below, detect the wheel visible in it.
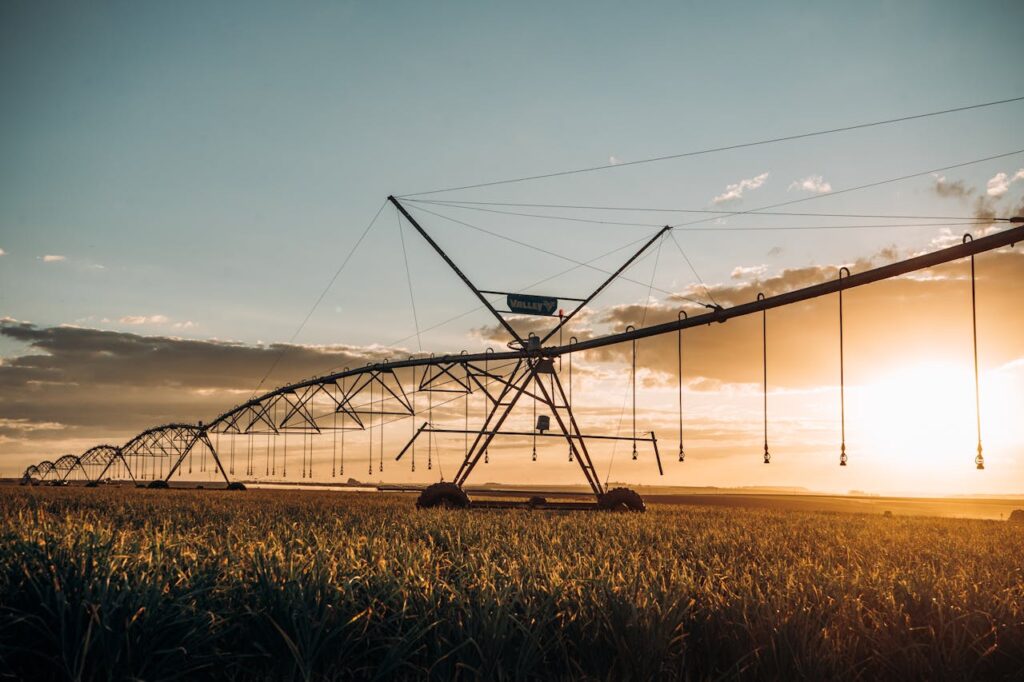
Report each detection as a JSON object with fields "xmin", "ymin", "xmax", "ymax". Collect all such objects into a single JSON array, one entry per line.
[
  {"xmin": 147, "ymin": 480, "xmax": 170, "ymax": 489},
  {"xmin": 226, "ymin": 482, "xmax": 247, "ymax": 491},
  {"xmin": 85, "ymin": 481, "xmax": 99, "ymax": 488},
  {"xmin": 598, "ymin": 487, "xmax": 646, "ymax": 512},
  {"xmin": 527, "ymin": 496, "xmax": 547, "ymax": 508},
  {"xmin": 416, "ymin": 482, "xmax": 470, "ymax": 509}
]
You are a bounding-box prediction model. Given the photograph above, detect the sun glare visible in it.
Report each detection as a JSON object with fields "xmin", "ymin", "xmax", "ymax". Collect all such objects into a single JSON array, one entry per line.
[{"xmin": 853, "ymin": 359, "xmax": 1020, "ymax": 487}]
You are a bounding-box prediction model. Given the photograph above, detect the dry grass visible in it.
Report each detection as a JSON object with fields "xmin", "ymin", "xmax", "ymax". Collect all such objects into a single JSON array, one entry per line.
[{"xmin": 1, "ymin": 487, "xmax": 1022, "ymax": 680}]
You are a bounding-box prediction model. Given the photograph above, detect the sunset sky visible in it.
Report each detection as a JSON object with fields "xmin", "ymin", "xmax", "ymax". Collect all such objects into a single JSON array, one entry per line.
[{"xmin": 2, "ymin": 1, "xmax": 1023, "ymax": 494}]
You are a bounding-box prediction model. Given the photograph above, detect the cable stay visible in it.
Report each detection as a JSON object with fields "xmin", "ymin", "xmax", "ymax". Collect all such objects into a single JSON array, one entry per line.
[
  {"xmin": 407, "ymin": 197, "xmax": 1020, "ymax": 224},
  {"xmin": 406, "ymin": 198, "xmax": 1006, "ymax": 231},
  {"xmin": 399, "ymin": 95, "xmax": 1024, "ymax": 196}
]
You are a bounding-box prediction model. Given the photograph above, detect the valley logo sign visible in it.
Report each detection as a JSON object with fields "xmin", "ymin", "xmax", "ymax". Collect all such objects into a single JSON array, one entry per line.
[{"xmin": 507, "ymin": 293, "xmax": 559, "ymax": 316}]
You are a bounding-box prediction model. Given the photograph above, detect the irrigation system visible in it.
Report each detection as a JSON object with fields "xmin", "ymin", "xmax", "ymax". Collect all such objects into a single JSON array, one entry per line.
[
  {"xmin": 20, "ymin": 191, "xmax": 1023, "ymax": 510},
  {"xmin": 19, "ymin": 93, "xmax": 1024, "ymax": 510}
]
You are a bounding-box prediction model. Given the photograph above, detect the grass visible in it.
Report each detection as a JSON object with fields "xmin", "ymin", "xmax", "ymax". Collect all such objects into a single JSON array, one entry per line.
[{"xmin": 0, "ymin": 487, "xmax": 1022, "ymax": 680}]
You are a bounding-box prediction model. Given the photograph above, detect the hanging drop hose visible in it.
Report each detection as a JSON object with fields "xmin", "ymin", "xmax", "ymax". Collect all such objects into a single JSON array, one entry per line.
[
  {"xmin": 428, "ymin": 361, "xmax": 434, "ymax": 470},
  {"xmin": 838, "ymin": 267, "xmax": 850, "ymax": 466},
  {"xmin": 340, "ymin": 371, "xmax": 347, "ymax": 477},
  {"xmin": 379, "ymin": 370, "xmax": 385, "ymax": 473},
  {"xmin": 758, "ymin": 293, "xmax": 770, "ymax": 464},
  {"xmin": 965, "ymin": 234, "xmax": 985, "ymax": 470},
  {"xmin": 678, "ymin": 312, "xmax": 686, "ymax": 462},
  {"xmin": 627, "ymin": 325, "xmax": 638, "ymax": 460},
  {"xmin": 463, "ymin": 352, "xmax": 470, "ymax": 461},
  {"xmin": 569, "ymin": 337, "xmax": 577, "ymax": 462},
  {"xmin": 411, "ymin": 363, "xmax": 417, "ymax": 472},
  {"xmin": 368, "ymin": 376, "xmax": 374, "ymax": 477},
  {"xmin": 532, "ymin": 371, "xmax": 538, "ymax": 461},
  {"xmin": 485, "ymin": 348, "xmax": 492, "ymax": 464},
  {"xmin": 379, "ymin": 387, "xmax": 384, "ymax": 473},
  {"xmin": 332, "ymin": 404, "xmax": 337, "ymax": 478}
]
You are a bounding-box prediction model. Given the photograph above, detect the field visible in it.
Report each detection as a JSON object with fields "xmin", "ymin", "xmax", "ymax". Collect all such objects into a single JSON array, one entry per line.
[{"xmin": 1, "ymin": 488, "xmax": 1023, "ymax": 680}]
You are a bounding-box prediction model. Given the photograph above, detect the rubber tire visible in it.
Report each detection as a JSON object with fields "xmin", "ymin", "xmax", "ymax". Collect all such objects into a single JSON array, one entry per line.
[
  {"xmin": 147, "ymin": 480, "xmax": 170, "ymax": 489},
  {"xmin": 417, "ymin": 482, "xmax": 470, "ymax": 509},
  {"xmin": 598, "ymin": 487, "xmax": 646, "ymax": 512},
  {"xmin": 85, "ymin": 481, "xmax": 99, "ymax": 488},
  {"xmin": 226, "ymin": 482, "xmax": 247, "ymax": 491},
  {"xmin": 527, "ymin": 496, "xmax": 547, "ymax": 508}
]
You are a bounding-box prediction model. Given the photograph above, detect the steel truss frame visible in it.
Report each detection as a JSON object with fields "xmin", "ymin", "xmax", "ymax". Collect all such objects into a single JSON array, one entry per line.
[{"xmin": 20, "ymin": 203, "xmax": 1023, "ymax": 496}]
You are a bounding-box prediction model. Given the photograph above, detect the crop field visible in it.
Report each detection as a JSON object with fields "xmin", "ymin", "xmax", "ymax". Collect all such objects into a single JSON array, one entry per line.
[{"xmin": 1, "ymin": 488, "xmax": 1023, "ymax": 680}]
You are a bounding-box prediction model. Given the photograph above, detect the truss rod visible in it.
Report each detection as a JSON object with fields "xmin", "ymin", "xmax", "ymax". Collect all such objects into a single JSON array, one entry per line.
[
  {"xmin": 420, "ymin": 427, "xmax": 656, "ymax": 442},
  {"xmin": 389, "ymin": 195, "xmax": 524, "ymax": 344}
]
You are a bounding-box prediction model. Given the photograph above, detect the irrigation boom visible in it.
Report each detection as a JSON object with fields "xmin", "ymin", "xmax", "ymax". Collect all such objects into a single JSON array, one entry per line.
[{"xmin": 20, "ymin": 197, "xmax": 1024, "ymax": 509}]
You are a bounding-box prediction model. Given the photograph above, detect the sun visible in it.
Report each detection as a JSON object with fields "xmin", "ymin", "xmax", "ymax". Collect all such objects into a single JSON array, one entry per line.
[{"xmin": 850, "ymin": 359, "xmax": 1021, "ymax": 488}]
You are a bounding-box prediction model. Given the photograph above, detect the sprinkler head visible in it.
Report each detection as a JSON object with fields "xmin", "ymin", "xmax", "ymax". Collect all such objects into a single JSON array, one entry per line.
[
  {"xmin": 678, "ymin": 448, "xmax": 685, "ymax": 463},
  {"xmin": 976, "ymin": 444, "xmax": 985, "ymax": 470},
  {"xmin": 840, "ymin": 445, "xmax": 847, "ymax": 466}
]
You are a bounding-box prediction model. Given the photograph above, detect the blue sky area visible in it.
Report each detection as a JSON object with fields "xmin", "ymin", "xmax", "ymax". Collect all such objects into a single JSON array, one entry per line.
[{"xmin": 2, "ymin": 0, "xmax": 1023, "ymax": 354}]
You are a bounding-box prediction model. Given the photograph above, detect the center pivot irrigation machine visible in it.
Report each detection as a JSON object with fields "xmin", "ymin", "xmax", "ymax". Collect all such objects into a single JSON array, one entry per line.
[{"xmin": 19, "ymin": 194, "xmax": 1024, "ymax": 511}]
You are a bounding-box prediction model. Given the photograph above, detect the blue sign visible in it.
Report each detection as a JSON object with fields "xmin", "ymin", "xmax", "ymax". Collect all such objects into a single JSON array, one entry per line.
[{"xmin": 507, "ymin": 293, "xmax": 559, "ymax": 316}]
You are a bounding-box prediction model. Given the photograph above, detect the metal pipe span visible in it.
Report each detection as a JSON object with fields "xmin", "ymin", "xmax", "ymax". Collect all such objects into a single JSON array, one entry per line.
[{"xmin": 208, "ymin": 223, "xmax": 1023, "ymax": 428}]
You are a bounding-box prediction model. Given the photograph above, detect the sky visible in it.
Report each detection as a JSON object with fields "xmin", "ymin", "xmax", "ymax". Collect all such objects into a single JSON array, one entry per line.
[{"xmin": 2, "ymin": 0, "xmax": 1024, "ymax": 494}]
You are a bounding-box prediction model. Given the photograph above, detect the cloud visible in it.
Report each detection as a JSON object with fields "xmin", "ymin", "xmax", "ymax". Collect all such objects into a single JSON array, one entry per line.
[
  {"xmin": 41, "ymin": 254, "xmax": 66, "ymax": 263},
  {"xmin": 4, "ymin": 246, "xmax": 1024, "ymax": 473},
  {"xmin": 173, "ymin": 320, "xmax": 196, "ymax": 330},
  {"xmin": 608, "ymin": 155, "xmax": 621, "ymax": 165},
  {"xmin": 712, "ymin": 172, "xmax": 769, "ymax": 205},
  {"xmin": 589, "ymin": 247, "xmax": 1024, "ymax": 388},
  {"xmin": 931, "ymin": 175, "xmax": 1024, "ymax": 226},
  {"xmin": 932, "ymin": 174, "xmax": 972, "ymax": 199},
  {"xmin": 986, "ymin": 169, "xmax": 1024, "ymax": 197},
  {"xmin": 0, "ymin": 248, "xmax": 6, "ymax": 256},
  {"xmin": 119, "ymin": 314, "xmax": 170, "ymax": 325},
  {"xmin": 788, "ymin": 175, "xmax": 832, "ymax": 194},
  {"xmin": 0, "ymin": 321, "xmax": 400, "ymax": 442},
  {"xmin": 730, "ymin": 265, "xmax": 768, "ymax": 280}
]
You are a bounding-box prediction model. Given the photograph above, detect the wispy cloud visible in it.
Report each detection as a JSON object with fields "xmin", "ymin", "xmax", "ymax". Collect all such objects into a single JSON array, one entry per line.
[
  {"xmin": 712, "ymin": 172, "xmax": 769, "ymax": 205},
  {"xmin": 788, "ymin": 175, "xmax": 832, "ymax": 194},
  {"xmin": 119, "ymin": 314, "xmax": 170, "ymax": 325},
  {"xmin": 41, "ymin": 254, "xmax": 66, "ymax": 263},
  {"xmin": 986, "ymin": 169, "xmax": 1024, "ymax": 197},
  {"xmin": 730, "ymin": 264, "xmax": 768, "ymax": 280},
  {"xmin": 0, "ymin": 248, "xmax": 6, "ymax": 256},
  {"xmin": 608, "ymin": 155, "xmax": 621, "ymax": 165},
  {"xmin": 932, "ymin": 174, "xmax": 972, "ymax": 199}
]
